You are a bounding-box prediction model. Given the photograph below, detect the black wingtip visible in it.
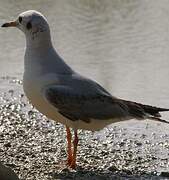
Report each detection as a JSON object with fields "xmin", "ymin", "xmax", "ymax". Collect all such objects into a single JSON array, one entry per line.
[
  {"xmin": 150, "ymin": 117, "xmax": 169, "ymax": 124},
  {"xmin": 1, "ymin": 23, "xmax": 7, "ymax": 27},
  {"xmin": 135, "ymin": 102, "xmax": 169, "ymax": 115},
  {"xmin": 158, "ymin": 108, "xmax": 169, "ymax": 112},
  {"xmin": 122, "ymin": 99, "xmax": 169, "ymax": 118}
]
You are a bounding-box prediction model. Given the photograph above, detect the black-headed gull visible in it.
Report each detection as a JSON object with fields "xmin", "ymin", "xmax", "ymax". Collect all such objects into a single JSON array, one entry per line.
[{"xmin": 2, "ymin": 10, "xmax": 169, "ymax": 169}]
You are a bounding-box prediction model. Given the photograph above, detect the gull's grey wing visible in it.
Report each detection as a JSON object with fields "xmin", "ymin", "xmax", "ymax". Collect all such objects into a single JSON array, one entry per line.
[
  {"xmin": 43, "ymin": 85, "xmax": 130, "ymax": 123},
  {"xmin": 42, "ymin": 72, "xmax": 169, "ymax": 123}
]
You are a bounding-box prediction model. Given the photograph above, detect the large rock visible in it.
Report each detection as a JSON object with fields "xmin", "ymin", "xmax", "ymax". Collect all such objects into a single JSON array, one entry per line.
[{"xmin": 0, "ymin": 162, "xmax": 19, "ymax": 180}]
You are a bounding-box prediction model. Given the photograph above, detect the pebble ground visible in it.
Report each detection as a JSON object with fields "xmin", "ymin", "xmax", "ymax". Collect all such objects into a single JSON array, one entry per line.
[{"xmin": 0, "ymin": 77, "xmax": 169, "ymax": 180}]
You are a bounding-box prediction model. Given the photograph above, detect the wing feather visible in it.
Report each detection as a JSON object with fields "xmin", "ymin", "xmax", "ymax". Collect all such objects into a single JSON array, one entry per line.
[{"xmin": 44, "ymin": 85, "xmax": 129, "ymax": 122}]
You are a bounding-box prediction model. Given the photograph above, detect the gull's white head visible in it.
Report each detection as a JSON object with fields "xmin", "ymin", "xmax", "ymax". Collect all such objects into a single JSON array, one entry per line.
[{"xmin": 2, "ymin": 10, "xmax": 51, "ymax": 46}]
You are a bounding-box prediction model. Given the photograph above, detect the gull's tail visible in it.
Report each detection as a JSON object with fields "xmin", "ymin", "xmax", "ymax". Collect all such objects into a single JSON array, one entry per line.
[{"xmin": 122, "ymin": 100, "xmax": 169, "ymax": 124}]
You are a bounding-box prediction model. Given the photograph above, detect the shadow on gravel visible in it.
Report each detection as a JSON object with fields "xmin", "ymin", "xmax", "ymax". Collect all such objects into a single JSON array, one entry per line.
[{"xmin": 52, "ymin": 168, "xmax": 164, "ymax": 180}]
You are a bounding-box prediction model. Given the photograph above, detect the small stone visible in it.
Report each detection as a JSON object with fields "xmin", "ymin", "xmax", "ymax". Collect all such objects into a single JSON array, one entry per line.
[
  {"xmin": 0, "ymin": 162, "xmax": 19, "ymax": 180},
  {"xmin": 4, "ymin": 142, "xmax": 11, "ymax": 148},
  {"xmin": 135, "ymin": 141, "xmax": 142, "ymax": 146},
  {"xmin": 160, "ymin": 172, "xmax": 169, "ymax": 177},
  {"xmin": 108, "ymin": 165, "xmax": 118, "ymax": 172}
]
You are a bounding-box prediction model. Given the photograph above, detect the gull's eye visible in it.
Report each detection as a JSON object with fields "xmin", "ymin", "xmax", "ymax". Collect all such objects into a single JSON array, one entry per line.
[
  {"xmin": 26, "ymin": 22, "xmax": 32, "ymax": 30},
  {"xmin": 18, "ymin": 16, "xmax": 22, "ymax": 23}
]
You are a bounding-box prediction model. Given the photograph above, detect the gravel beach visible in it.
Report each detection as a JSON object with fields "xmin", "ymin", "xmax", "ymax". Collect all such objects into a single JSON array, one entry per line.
[{"xmin": 0, "ymin": 77, "xmax": 169, "ymax": 180}]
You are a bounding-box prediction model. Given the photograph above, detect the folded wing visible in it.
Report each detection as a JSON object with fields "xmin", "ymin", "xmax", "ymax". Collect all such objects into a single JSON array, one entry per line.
[{"xmin": 43, "ymin": 85, "xmax": 130, "ymax": 123}]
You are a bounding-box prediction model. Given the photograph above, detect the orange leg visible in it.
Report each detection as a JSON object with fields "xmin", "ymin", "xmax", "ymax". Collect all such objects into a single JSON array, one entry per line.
[
  {"xmin": 66, "ymin": 126, "xmax": 73, "ymax": 166},
  {"xmin": 70, "ymin": 130, "xmax": 79, "ymax": 169}
]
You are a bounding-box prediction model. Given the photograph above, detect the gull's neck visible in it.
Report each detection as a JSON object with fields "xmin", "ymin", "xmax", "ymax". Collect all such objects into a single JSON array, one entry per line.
[
  {"xmin": 24, "ymin": 33, "xmax": 74, "ymax": 76},
  {"xmin": 25, "ymin": 30, "xmax": 53, "ymax": 50}
]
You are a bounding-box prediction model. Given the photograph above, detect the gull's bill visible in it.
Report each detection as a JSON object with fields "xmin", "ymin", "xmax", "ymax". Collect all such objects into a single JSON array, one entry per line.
[{"xmin": 1, "ymin": 21, "xmax": 17, "ymax": 27}]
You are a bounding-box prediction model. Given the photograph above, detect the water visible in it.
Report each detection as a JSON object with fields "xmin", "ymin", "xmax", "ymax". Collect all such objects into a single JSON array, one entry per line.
[{"xmin": 0, "ymin": 0, "xmax": 169, "ymax": 108}]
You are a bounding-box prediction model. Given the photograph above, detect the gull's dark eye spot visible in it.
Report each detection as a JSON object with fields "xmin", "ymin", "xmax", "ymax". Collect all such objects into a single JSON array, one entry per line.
[
  {"xmin": 18, "ymin": 16, "xmax": 22, "ymax": 23},
  {"xmin": 26, "ymin": 22, "xmax": 32, "ymax": 30}
]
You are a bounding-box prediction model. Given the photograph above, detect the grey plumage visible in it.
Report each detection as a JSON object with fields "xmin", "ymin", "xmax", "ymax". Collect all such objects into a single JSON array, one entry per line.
[{"xmin": 44, "ymin": 75, "xmax": 169, "ymax": 124}]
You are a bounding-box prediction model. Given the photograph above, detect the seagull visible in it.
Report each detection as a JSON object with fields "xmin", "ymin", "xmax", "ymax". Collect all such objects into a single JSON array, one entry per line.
[{"xmin": 2, "ymin": 10, "xmax": 169, "ymax": 169}]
